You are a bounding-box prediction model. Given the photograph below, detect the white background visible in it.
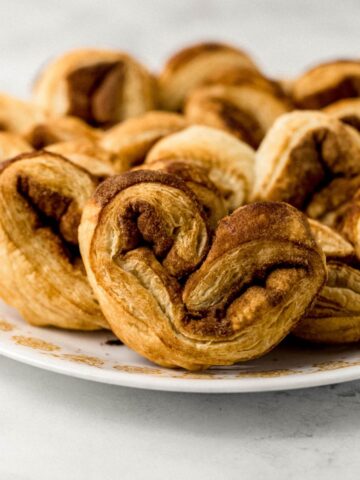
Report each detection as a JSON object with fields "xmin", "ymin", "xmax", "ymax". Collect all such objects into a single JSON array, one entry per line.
[{"xmin": 1, "ymin": 1, "xmax": 360, "ymax": 479}]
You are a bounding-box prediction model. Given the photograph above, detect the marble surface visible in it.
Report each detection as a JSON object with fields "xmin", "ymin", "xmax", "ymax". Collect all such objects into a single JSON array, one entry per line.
[{"xmin": 1, "ymin": 0, "xmax": 360, "ymax": 478}]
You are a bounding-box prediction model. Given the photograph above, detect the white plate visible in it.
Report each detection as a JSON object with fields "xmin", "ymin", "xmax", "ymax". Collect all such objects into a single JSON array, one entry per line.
[{"xmin": 1, "ymin": 300, "xmax": 360, "ymax": 393}]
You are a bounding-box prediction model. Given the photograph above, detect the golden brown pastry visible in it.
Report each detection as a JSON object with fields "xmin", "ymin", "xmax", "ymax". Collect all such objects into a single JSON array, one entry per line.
[
  {"xmin": 308, "ymin": 219, "xmax": 354, "ymax": 260},
  {"xmin": 0, "ymin": 151, "xmax": 107, "ymax": 330},
  {"xmin": 337, "ymin": 187, "xmax": 360, "ymax": 260},
  {"xmin": 46, "ymin": 138, "xmax": 118, "ymax": 178},
  {"xmin": 303, "ymin": 172, "xmax": 360, "ymax": 262},
  {"xmin": 25, "ymin": 115, "xmax": 99, "ymax": 149},
  {"xmin": 158, "ymin": 42, "xmax": 260, "ymax": 111},
  {"xmin": 0, "ymin": 93, "xmax": 46, "ymax": 134},
  {"xmin": 33, "ymin": 49, "xmax": 156, "ymax": 127},
  {"xmin": 202, "ymin": 66, "xmax": 284, "ymax": 96},
  {"xmin": 100, "ymin": 111, "xmax": 187, "ymax": 171},
  {"xmin": 184, "ymin": 84, "xmax": 291, "ymax": 148},
  {"xmin": 253, "ymin": 111, "xmax": 360, "ymax": 218},
  {"xmin": 323, "ymin": 98, "xmax": 360, "ymax": 131},
  {"xmin": 305, "ymin": 175, "xmax": 360, "ymax": 235},
  {"xmin": 145, "ymin": 125, "xmax": 255, "ymax": 211},
  {"xmin": 0, "ymin": 132, "xmax": 33, "ymax": 161},
  {"xmin": 292, "ymin": 60, "xmax": 360, "ymax": 109},
  {"xmin": 138, "ymin": 159, "xmax": 228, "ymax": 231},
  {"xmin": 295, "ymin": 220, "xmax": 360, "ymax": 343},
  {"xmin": 79, "ymin": 173, "xmax": 326, "ymax": 370}
]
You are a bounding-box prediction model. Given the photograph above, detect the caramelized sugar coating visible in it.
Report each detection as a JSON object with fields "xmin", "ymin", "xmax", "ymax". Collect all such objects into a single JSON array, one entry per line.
[
  {"xmin": 158, "ymin": 42, "xmax": 260, "ymax": 111},
  {"xmin": 185, "ymin": 84, "xmax": 290, "ymax": 148},
  {"xmin": 145, "ymin": 125, "xmax": 255, "ymax": 211},
  {"xmin": 100, "ymin": 111, "xmax": 187, "ymax": 171},
  {"xmin": 79, "ymin": 171, "xmax": 326, "ymax": 369},
  {"xmin": 0, "ymin": 151, "xmax": 107, "ymax": 330},
  {"xmin": 33, "ymin": 49, "xmax": 156, "ymax": 127},
  {"xmin": 293, "ymin": 60, "xmax": 360, "ymax": 109}
]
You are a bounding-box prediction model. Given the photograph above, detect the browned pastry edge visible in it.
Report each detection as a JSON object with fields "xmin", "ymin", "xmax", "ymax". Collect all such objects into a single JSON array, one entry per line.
[
  {"xmin": 163, "ymin": 42, "xmax": 253, "ymax": 74},
  {"xmin": 145, "ymin": 160, "xmax": 219, "ymax": 194},
  {"xmin": 293, "ymin": 59, "xmax": 360, "ymax": 109},
  {"xmin": 0, "ymin": 150, "xmax": 95, "ymax": 178},
  {"xmin": 100, "ymin": 111, "xmax": 187, "ymax": 170},
  {"xmin": 93, "ymin": 168, "xmax": 205, "ymax": 214}
]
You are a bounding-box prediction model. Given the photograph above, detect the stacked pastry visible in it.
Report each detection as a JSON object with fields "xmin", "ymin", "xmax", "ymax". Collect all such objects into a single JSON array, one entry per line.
[{"xmin": 1, "ymin": 43, "xmax": 360, "ymax": 369}]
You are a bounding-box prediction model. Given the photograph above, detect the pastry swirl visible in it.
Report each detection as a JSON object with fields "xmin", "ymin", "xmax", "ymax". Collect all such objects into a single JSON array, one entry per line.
[
  {"xmin": 0, "ymin": 151, "xmax": 107, "ymax": 330},
  {"xmin": 33, "ymin": 49, "xmax": 156, "ymax": 127},
  {"xmin": 295, "ymin": 220, "xmax": 360, "ymax": 343},
  {"xmin": 185, "ymin": 84, "xmax": 290, "ymax": 148},
  {"xmin": 253, "ymin": 111, "xmax": 360, "ymax": 217},
  {"xmin": 159, "ymin": 42, "xmax": 259, "ymax": 111},
  {"xmin": 138, "ymin": 159, "xmax": 228, "ymax": 231},
  {"xmin": 145, "ymin": 125, "xmax": 255, "ymax": 211},
  {"xmin": 79, "ymin": 172, "xmax": 326, "ymax": 369},
  {"xmin": 292, "ymin": 60, "xmax": 360, "ymax": 109}
]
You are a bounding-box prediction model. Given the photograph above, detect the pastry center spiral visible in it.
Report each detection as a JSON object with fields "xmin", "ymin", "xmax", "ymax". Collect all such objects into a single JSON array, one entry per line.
[
  {"xmin": 67, "ymin": 61, "xmax": 125, "ymax": 126},
  {"xmin": 16, "ymin": 174, "xmax": 81, "ymax": 260}
]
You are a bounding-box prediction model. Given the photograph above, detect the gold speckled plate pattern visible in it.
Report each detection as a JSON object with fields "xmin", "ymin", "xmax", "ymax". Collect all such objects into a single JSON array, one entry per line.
[{"xmin": 1, "ymin": 300, "xmax": 360, "ymax": 392}]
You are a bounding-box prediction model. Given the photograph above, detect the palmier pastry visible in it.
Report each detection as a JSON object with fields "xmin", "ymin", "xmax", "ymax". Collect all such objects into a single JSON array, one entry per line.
[
  {"xmin": 79, "ymin": 175, "xmax": 326, "ymax": 370},
  {"xmin": 0, "ymin": 132, "xmax": 33, "ymax": 161},
  {"xmin": 33, "ymin": 49, "xmax": 156, "ymax": 127},
  {"xmin": 47, "ymin": 138, "xmax": 117, "ymax": 178},
  {"xmin": 0, "ymin": 93, "xmax": 46, "ymax": 134},
  {"xmin": 292, "ymin": 60, "xmax": 360, "ymax": 109},
  {"xmin": 184, "ymin": 84, "xmax": 290, "ymax": 148},
  {"xmin": 0, "ymin": 151, "xmax": 107, "ymax": 330},
  {"xmin": 158, "ymin": 42, "xmax": 259, "ymax": 111},
  {"xmin": 145, "ymin": 125, "xmax": 255, "ymax": 211},
  {"xmin": 139, "ymin": 159, "xmax": 228, "ymax": 231},
  {"xmin": 253, "ymin": 111, "xmax": 360, "ymax": 218},
  {"xmin": 100, "ymin": 111, "xmax": 187, "ymax": 171},
  {"xmin": 323, "ymin": 98, "xmax": 360, "ymax": 132},
  {"xmin": 26, "ymin": 115, "xmax": 99, "ymax": 149},
  {"xmin": 295, "ymin": 220, "xmax": 360, "ymax": 343}
]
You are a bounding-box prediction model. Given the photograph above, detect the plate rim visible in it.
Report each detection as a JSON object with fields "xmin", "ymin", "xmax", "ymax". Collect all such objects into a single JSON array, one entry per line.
[{"xmin": 2, "ymin": 340, "xmax": 360, "ymax": 393}]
